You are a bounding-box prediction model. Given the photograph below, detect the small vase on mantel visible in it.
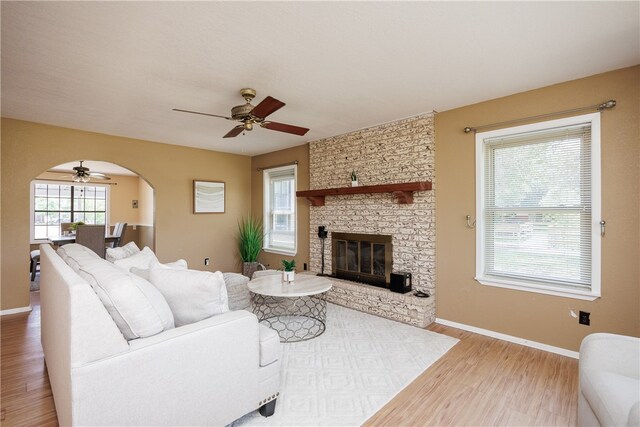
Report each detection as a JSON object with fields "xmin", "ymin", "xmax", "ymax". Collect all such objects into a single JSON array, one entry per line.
[{"xmin": 350, "ymin": 170, "xmax": 358, "ymax": 187}]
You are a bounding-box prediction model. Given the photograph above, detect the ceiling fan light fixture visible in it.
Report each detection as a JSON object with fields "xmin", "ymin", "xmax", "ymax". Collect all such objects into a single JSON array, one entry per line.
[{"xmin": 173, "ymin": 88, "xmax": 310, "ymax": 139}]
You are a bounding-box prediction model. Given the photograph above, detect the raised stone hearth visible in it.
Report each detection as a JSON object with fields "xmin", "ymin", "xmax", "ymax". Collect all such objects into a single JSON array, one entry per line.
[
  {"xmin": 308, "ymin": 113, "xmax": 436, "ymax": 327},
  {"xmin": 325, "ymin": 276, "xmax": 434, "ymax": 328}
]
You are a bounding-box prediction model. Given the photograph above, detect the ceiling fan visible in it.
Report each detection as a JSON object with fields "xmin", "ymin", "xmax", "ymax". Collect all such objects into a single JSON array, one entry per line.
[
  {"xmin": 63, "ymin": 161, "xmax": 112, "ymax": 183},
  {"xmin": 173, "ymin": 88, "xmax": 310, "ymax": 138}
]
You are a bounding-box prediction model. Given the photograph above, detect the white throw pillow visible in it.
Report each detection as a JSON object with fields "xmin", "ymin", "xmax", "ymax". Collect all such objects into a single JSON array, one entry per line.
[
  {"xmin": 149, "ymin": 268, "xmax": 229, "ymax": 327},
  {"xmin": 106, "ymin": 241, "xmax": 141, "ymax": 263},
  {"xmin": 130, "ymin": 259, "xmax": 188, "ymax": 281},
  {"xmin": 113, "ymin": 246, "xmax": 159, "ymax": 272},
  {"xmin": 78, "ymin": 258, "xmax": 175, "ymax": 340}
]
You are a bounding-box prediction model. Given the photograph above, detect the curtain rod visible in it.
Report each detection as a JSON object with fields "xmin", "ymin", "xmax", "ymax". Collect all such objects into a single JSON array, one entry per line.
[
  {"xmin": 463, "ymin": 100, "xmax": 616, "ymax": 134},
  {"xmin": 256, "ymin": 160, "xmax": 298, "ymax": 171}
]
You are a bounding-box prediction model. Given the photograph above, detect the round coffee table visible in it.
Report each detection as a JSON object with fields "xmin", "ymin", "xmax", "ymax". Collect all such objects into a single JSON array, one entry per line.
[{"xmin": 248, "ymin": 273, "xmax": 332, "ymax": 342}]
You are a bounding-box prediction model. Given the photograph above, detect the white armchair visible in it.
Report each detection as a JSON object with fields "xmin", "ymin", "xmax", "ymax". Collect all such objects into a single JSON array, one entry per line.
[{"xmin": 579, "ymin": 333, "xmax": 640, "ymax": 426}]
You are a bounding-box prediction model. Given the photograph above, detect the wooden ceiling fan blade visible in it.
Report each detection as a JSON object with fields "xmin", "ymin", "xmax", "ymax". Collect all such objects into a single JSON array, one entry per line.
[
  {"xmin": 250, "ymin": 96, "xmax": 285, "ymax": 119},
  {"xmin": 262, "ymin": 121, "xmax": 310, "ymax": 136},
  {"xmin": 223, "ymin": 125, "xmax": 244, "ymax": 138},
  {"xmin": 173, "ymin": 108, "xmax": 232, "ymax": 120}
]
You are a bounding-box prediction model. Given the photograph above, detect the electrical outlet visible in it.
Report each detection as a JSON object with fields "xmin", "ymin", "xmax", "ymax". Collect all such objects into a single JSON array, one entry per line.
[
  {"xmin": 204, "ymin": 258, "xmax": 210, "ymax": 266},
  {"xmin": 579, "ymin": 311, "xmax": 590, "ymax": 326}
]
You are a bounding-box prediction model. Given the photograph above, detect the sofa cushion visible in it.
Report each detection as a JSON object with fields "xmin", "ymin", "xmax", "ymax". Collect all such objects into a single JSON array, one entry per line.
[
  {"xmin": 581, "ymin": 368, "xmax": 640, "ymax": 427},
  {"xmin": 149, "ymin": 268, "xmax": 229, "ymax": 327},
  {"xmin": 258, "ymin": 324, "xmax": 280, "ymax": 367},
  {"xmin": 57, "ymin": 243, "xmax": 101, "ymax": 272},
  {"xmin": 77, "ymin": 258, "xmax": 175, "ymax": 340},
  {"xmin": 105, "ymin": 241, "xmax": 140, "ymax": 262},
  {"xmin": 113, "ymin": 246, "xmax": 159, "ymax": 271}
]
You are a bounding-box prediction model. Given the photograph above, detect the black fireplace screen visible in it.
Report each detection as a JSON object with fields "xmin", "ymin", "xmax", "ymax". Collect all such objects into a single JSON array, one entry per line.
[{"xmin": 332, "ymin": 232, "xmax": 392, "ymax": 288}]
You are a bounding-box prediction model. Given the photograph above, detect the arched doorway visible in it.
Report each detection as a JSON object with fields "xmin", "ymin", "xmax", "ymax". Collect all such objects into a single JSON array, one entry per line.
[{"xmin": 30, "ymin": 160, "xmax": 155, "ymax": 266}]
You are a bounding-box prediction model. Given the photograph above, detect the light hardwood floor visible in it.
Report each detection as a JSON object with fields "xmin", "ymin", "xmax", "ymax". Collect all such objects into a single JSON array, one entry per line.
[
  {"xmin": 365, "ymin": 324, "xmax": 578, "ymax": 426},
  {"xmin": 1, "ymin": 292, "xmax": 578, "ymax": 426}
]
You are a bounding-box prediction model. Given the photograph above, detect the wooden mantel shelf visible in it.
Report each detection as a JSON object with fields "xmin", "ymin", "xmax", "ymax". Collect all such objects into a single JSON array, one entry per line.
[{"xmin": 296, "ymin": 181, "xmax": 432, "ymax": 206}]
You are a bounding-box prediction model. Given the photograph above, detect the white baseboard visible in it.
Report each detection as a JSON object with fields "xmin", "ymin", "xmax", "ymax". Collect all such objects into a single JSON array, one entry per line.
[
  {"xmin": 0, "ymin": 305, "xmax": 32, "ymax": 316},
  {"xmin": 435, "ymin": 318, "xmax": 579, "ymax": 359}
]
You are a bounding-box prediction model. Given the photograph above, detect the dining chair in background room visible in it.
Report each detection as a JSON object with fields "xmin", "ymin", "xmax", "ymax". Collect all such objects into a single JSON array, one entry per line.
[
  {"xmin": 61, "ymin": 222, "xmax": 73, "ymax": 235},
  {"xmin": 29, "ymin": 249, "xmax": 40, "ymax": 281},
  {"xmin": 76, "ymin": 225, "xmax": 106, "ymax": 258},
  {"xmin": 108, "ymin": 222, "xmax": 128, "ymax": 248}
]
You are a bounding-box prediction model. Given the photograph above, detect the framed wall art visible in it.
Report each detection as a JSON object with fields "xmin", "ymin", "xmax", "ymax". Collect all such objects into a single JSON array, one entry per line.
[{"xmin": 193, "ymin": 180, "xmax": 225, "ymax": 214}]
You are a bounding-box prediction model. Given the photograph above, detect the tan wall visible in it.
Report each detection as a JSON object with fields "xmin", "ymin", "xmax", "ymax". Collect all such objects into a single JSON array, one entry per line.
[
  {"xmin": 435, "ymin": 65, "xmax": 640, "ymax": 351},
  {"xmin": 138, "ymin": 176, "xmax": 154, "ymax": 226},
  {"xmin": 107, "ymin": 174, "xmax": 139, "ymax": 226},
  {"xmin": 251, "ymin": 144, "xmax": 310, "ymax": 271},
  {"xmin": 1, "ymin": 118, "xmax": 251, "ymax": 311}
]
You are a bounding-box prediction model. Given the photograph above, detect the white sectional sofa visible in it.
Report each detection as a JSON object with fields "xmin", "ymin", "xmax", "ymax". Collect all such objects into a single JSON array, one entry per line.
[
  {"xmin": 579, "ymin": 333, "xmax": 640, "ymax": 427},
  {"xmin": 40, "ymin": 243, "xmax": 280, "ymax": 426}
]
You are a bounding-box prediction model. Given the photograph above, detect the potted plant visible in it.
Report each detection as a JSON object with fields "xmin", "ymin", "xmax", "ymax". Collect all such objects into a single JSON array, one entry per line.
[
  {"xmin": 350, "ymin": 170, "xmax": 358, "ymax": 187},
  {"xmin": 237, "ymin": 216, "xmax": 263, "ymax": 278},
  {"xmin": 282, "ymin": 259, "xmax": 296, "ymax": 283},
  {"xmin": 68, "ymin": 221, "xmax": 85, "ymax": 233}
]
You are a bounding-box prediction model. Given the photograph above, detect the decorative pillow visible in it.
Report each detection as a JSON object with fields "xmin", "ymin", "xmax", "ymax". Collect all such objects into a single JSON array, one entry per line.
[
  {"xmin": 163, "ymin": 259, "xmax": 188, "ymax": 269},
  {"xmin": 149, "ymin": 268, "xmax": 229, "ymax": 327},
  {"xmin": 130, "ymin": 259, "xmax": 188, "ymax": 281},
  {"xmin": 106, "ymin": 241, "xmax": 141, "ymax": 263},
  {"xmin": 113, "ymin": 246, "xmax": 159, "ymax": 272},
  {"xmin": 77, "ymin": 258, "xmax": 174, "ymax": 340}
]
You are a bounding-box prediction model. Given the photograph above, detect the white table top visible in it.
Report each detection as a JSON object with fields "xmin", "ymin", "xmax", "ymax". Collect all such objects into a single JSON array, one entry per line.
[{"xmin": 248, "ymin": 273, "xmax": 333, "ymax": 297}]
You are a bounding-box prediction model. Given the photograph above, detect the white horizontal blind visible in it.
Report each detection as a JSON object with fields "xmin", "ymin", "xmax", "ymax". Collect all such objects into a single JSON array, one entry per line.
[
  {"xmin": 263, "ymin": 165, "xmax": 297, "ymax": 254},
  {"xmin": 483, "ymin": 123, "xmax": 593, "ymax": 290}
]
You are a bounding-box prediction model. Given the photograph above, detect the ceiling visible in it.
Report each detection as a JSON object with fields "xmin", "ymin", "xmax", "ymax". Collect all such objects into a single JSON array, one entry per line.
[{"xmin": 2, "ymin": 2, "xmax": 638, "ymax": 156}]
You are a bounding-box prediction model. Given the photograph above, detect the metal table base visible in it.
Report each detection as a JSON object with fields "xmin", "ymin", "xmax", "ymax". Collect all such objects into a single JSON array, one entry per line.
[{"xmin": 250, "ymin": 292, "xmax": 327, "ymax": 342}]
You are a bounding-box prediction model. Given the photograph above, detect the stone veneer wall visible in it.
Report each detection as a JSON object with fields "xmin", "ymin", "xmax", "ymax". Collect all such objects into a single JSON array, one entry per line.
[{"xmin": 309, "ymin": 113, "xmax": 436, "ymax": 326}]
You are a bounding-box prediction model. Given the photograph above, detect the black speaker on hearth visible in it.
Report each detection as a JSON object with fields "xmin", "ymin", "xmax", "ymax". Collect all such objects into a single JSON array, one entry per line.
[{"xmin": 390, "ymin": 272, "xmax": 412, "ymax": 294}]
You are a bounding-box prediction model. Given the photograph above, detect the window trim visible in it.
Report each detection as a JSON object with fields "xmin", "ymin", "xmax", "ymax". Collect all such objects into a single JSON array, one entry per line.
[
  {"xmin": 262, "ymin": 164, "xmax": 297, "ymax": 256},
  {"xmin": 475, "ymin": 113, "xmax": 601, "ymax": 301},
  {"xmin": 30, "ymin": 180, "xmax": 111, "ymax": 244}
]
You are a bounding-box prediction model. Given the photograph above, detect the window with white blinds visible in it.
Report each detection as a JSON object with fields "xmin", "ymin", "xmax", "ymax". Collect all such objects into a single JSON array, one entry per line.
[
  {"xmin": 263, "ymin": 164, "xmax": 297, "ymax": 255},
  {"xmin": 475, "ymin": 113, "xmax": 601, "ymax": 300}
]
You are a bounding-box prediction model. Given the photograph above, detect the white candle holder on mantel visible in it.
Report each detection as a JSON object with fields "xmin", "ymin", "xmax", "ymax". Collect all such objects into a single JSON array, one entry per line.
[{"xmin": 350, "ymin": 170, "xmax": 358, "ymax": 187}]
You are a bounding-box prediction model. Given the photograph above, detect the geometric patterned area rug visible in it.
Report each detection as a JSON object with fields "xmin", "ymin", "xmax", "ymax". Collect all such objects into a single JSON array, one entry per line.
[{"xmin": 232, "ymin": 303, "xmax": 459, "ymax": 426}]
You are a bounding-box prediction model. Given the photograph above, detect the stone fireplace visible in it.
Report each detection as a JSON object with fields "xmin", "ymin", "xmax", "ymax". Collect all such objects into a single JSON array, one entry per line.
[
  {"xmin": 332, "ymin": 232, "xmax": 392, "ymax": 288},
  {"xmin": 307, "ymin": 113, "xmax": 436, "ymax": 327}
]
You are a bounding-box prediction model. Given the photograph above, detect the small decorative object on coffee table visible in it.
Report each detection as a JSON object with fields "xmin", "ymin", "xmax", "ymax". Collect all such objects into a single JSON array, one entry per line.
[
  {"xmin": 249, "ymin": 273, "xmax": 332, "ymax": 342},
  {"xmin": 282, "ymin": 259, "xmax": 296, "ymax": 283}
]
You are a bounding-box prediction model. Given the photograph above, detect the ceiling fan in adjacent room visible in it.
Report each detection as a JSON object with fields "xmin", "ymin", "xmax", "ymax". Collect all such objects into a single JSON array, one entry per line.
[
  {"xmin": 173, "ymin": 88, "xmax": 310, "ymax": 138},
  {"xmin": 61, "ymin": 161, "xmax": 112, "ymax": 183}
]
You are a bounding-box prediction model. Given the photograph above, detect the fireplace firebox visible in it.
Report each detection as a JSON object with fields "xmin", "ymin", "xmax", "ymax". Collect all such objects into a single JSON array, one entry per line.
[{"xmin": 331, "ymin": 232, "xmax": 392, "ymax": 288}]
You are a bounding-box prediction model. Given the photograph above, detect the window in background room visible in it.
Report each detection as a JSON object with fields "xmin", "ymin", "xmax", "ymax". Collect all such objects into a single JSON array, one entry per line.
[
  {"xmin": 30, "ymin": 181, "xmax": 109, "ymax": 241},
  {"xmin": 263, "ymin": 165, "xmax": 297, "ymax": 255},
  {"xmin": 475, "ymin": 113, "xmax": 601, "ymax": 300}
]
